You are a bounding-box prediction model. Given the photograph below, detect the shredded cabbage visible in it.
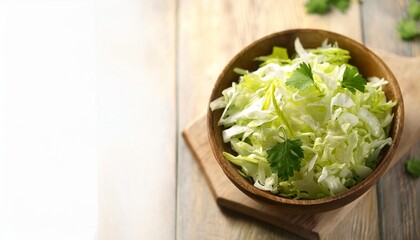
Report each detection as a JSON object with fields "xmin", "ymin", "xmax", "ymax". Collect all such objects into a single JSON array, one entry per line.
[{"xmin": 210, "ymin": 38, "xmax": 396, "ymax": 199}]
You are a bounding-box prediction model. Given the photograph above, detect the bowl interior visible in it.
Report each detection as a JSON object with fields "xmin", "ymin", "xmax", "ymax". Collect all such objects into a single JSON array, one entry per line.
[{"xmin": 207, "ymin": 29, "xmax": 404, "ymax": 214}]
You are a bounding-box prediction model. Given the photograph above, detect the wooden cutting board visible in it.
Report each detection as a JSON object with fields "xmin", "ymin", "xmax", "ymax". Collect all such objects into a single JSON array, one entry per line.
[{"xmin": 182, "ymin": 50, "xmax": 420, "ymax": 240}]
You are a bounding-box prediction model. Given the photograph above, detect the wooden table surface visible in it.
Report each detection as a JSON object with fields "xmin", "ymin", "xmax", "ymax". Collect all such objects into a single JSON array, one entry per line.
[
  {"xmin": 0, "ymin": 0, "xmax": 420, "ymax": 240},
  {"xmin": 169, "ymin": 0, "xmax": 420, "ymax": 239},
  {"xmin": 96, "ymin": 0, "xmax": 420, "ymax": 239}
]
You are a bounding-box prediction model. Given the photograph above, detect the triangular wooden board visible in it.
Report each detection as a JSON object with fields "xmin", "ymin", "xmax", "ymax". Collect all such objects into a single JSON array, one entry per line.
[{"xmin": 182, "ymin": 51, "xmax": 420, "ymax": 240}]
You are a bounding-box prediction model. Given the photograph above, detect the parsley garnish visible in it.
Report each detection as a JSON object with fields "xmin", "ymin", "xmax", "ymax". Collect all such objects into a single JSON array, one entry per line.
[
  {"xmin": 397, "ymin": 0, "xmax": 420, "ymax": 41},
  {"xmin": 330, "ymin": 0, "xmax": 350, "ymax": 13},
  {"xmin": 305, "ymin": 0, "xmax": 350, "ymax": 15},
  {"xmin": 267, "ymin": 139, "xmax": 304, "ymax": 181},
  {"xmin": 305, "ymin": 0, "xmax": 330, "ymax": 15},
  {"xmin": 406, "ymin": 158, "xmax": 420, "ymax": 177},
  {"xmin": 397, "ymin": 18, "xmax": 420, "ymax": 40},
  {"xmin": 341, "ymin": 66, "xmax": 366, "ymax": 93},
  {"xmin": 409, "ymin": 0, "xmax": 420, "ymax": 21},
  {"xmin": 286, "ymin": 63, "xmax": 316, "ymax": 91}
]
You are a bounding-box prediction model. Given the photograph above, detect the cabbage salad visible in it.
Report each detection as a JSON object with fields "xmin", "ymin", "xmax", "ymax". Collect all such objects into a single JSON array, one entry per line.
[{"xmin": 210, "ymin": 38, "xmax": 396, "ymax": 199}]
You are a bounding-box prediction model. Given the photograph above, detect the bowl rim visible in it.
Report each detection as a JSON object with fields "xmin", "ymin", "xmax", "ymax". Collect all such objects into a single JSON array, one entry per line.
[{"xmin": 207, "ymin": 28, "xmax": 404, "ymax": 212}]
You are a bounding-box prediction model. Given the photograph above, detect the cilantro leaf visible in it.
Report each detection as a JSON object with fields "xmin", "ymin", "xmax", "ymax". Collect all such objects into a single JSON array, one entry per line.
[
  {"xmin": 330, "ymin": 0, "xmax": 350, "ymax": 13},
  {"xmin": 406, "ymin": 158, "xmax": 420, "ymax": 177},
  {"xmin": 341, "ymin": 66, "xmax": 366, "ymax": 93},
  {"xmin": 267, "ymin": 139, "xmax": 304, "ymax": 181},
  {"xmin": 286, "ymin": 63, "xmax": 315, "ymax": 90},
  {"xmin": 305, "ymin": 0, "xmax": 331, "ymax": 15},
  {"xmin": 409, "ymin": 0, "xmax": 420, "ymax": 21},
  {"xmin": 397, "ymin": 18, "xmax": 420, "ymax": 40}
]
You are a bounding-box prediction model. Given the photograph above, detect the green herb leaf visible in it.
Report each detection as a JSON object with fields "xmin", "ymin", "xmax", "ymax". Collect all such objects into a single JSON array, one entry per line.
[
  {"xmin": 305, "ymin": 0, "xmax": 331, "ymax": 14},
  {"xmin": 409, "ymin": 0, "xmax": 420, "ymax": 21},
  {"xmin": 341, "ymin": 66, "xmax": 366, "ymax": 93},
  {"xmin": 330, "ymin": 0, "xmax": 351, "ymax": 13},
  {"xmin": 397, "ymin": 18, "xmax": 420, "ymax": 40},
  {"xmin": 267, "ymin": 139, "xmax": 304, "ymax": 181},
  {"xmin": 305, "ymin": 0, "xmax": 350, "ymax": 14},
  {"xmin": 286, "ymin": 63, "xmax": 315, "ymax": 90},
  {"xmin": 406, "ymin": 158, "xmax": 420, "ymax": 177}
]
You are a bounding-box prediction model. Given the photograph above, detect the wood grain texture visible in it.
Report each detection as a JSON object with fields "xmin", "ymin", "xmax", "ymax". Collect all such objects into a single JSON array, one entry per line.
[
  {"xmin": 97, "ymin": 1, "xmax": 176, "ymax": 239},
  {"xmin": 182, "ymin": 51, "xmax": 420, "ymax": 239},
  {"xmin": 176, "ymin": 0, "xmax": 381, "ymax": 239},
  {"xmin": 362, "ymin": 1, "xmax": 420, "ymax": 239}
]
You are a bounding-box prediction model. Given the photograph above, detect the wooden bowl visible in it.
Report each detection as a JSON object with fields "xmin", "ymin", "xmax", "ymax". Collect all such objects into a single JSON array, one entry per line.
[{"xmin": 207, "ymin": 29, "xmax": 404, "ymax": 214}]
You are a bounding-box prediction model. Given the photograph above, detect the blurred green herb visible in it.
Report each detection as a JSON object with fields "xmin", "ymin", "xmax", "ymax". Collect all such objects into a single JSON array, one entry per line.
[
  {"xmin": 398, "ymin": 19, "xmax": 420, "ymax": 40},
  {"xmin": 305, "ymin": 0, "xmax": 350, "ymax": 15},
  {"xmin": 406, "ymin": 158, "xmax": 420, "ymax": 177},
  {"xmin": 409, "ymin": 0, "xmax": 420, "ymax": 20},
  {"xmin": 330, "ymin": 0, "xmax": 351, "ymax": 13},
  {"xmin": 398, "ymin": 0, "xmax": 420, "ymax": 40},
  {"xmin": 306, "ymin": 0, "xmax": 331, "ymax": 14}
]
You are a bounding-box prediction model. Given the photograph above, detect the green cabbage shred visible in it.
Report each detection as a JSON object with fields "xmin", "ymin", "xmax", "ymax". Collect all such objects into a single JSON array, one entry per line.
[{"xmin": 210, "ymin": 38, "xmax": 396, "ymax": 199}]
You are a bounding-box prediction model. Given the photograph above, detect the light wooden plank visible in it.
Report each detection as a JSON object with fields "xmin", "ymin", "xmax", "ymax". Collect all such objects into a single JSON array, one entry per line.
[
  {"xmin": 96, "ymin": 1, "xmax": 176, "ymax": 239},
  {"xmin": 177, "ymin": 0, "xmax": 381, "ymax": 239},
  {"xmin": 362, "ymin": 1, "xmax": 420, "ymax": 238}
]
